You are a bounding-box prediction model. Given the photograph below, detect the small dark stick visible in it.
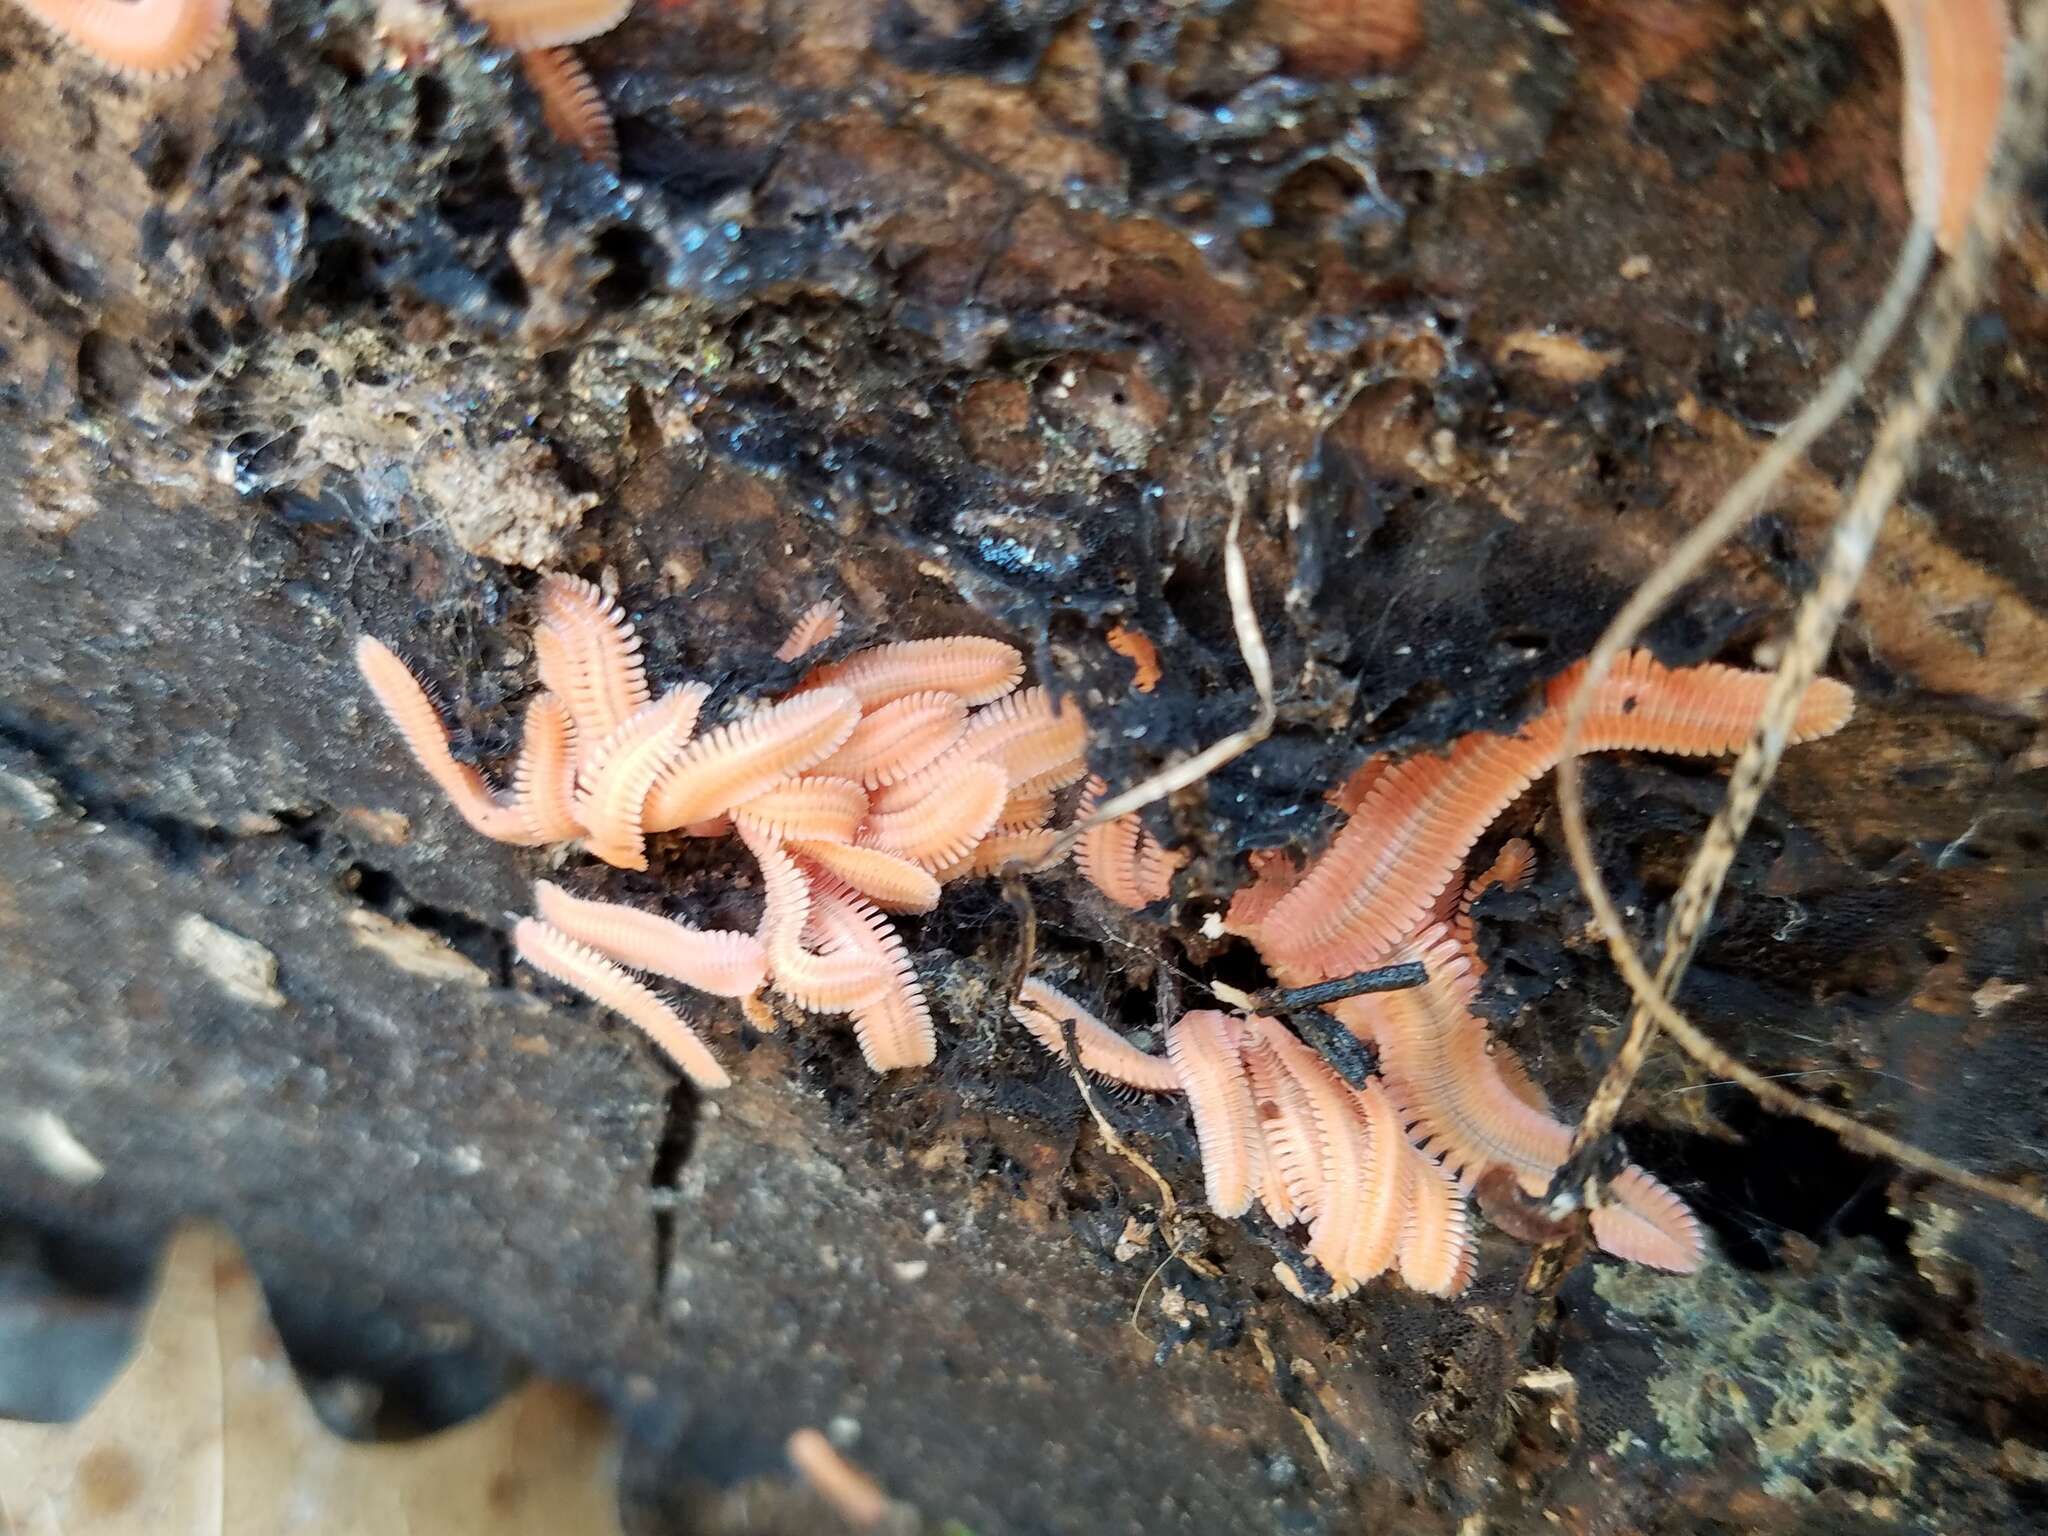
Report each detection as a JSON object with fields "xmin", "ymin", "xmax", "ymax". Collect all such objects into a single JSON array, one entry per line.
[
  {"xmin": 1249, "ymin": 959, "xmax": 1428, "ymax": 1014},
  {"xmin": 1287, "ymin": 1009, "xmax": 1379, "ymax": 1088},
  {"xmin": 998, "ymin": 866, "xmax": 1039, "ymax": 1014}
]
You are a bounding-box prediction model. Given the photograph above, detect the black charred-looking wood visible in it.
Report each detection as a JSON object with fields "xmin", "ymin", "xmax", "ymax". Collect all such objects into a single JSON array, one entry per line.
[
  {"xmin": 1251, "ymin": 961, "xmax": 1428, "ymax": 1014},
  {"xmin": 1287, "ymin": 1009, "xmax": 1380, "ymax": 1089}
]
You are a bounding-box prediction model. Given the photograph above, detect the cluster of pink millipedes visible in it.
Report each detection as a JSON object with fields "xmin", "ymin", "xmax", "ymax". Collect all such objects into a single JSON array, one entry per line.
[
  {"xmin": 356, "ymin": 576, "xmax": 1089, "ymax": 1083},
  {"xmin": 360, "ymin": 583, "xmax": 1853, "ymax": 1300}
]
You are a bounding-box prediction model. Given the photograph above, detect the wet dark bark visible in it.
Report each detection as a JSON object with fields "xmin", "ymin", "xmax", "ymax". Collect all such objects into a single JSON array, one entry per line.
[{"xmin": 2, "ymin": 0, "xmax": 2046, "ymax": 1530}]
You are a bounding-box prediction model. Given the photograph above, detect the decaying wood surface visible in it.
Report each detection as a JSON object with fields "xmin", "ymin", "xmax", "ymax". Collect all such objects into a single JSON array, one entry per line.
[{"xmin": 1, "ymin": 1, "xmax": 2045, "ymax": 1531}]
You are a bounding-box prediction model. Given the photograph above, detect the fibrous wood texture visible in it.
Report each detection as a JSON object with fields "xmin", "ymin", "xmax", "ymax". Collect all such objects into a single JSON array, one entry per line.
[{"xmin": 1, "ymin": 1, "xmax": 2045, "ymax": 1532}]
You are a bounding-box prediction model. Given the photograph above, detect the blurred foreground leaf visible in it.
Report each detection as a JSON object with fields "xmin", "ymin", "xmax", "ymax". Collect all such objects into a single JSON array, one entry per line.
[{"xmin": 0, "ymin": 1222, "xmax": 624, "ymax": 1534}]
